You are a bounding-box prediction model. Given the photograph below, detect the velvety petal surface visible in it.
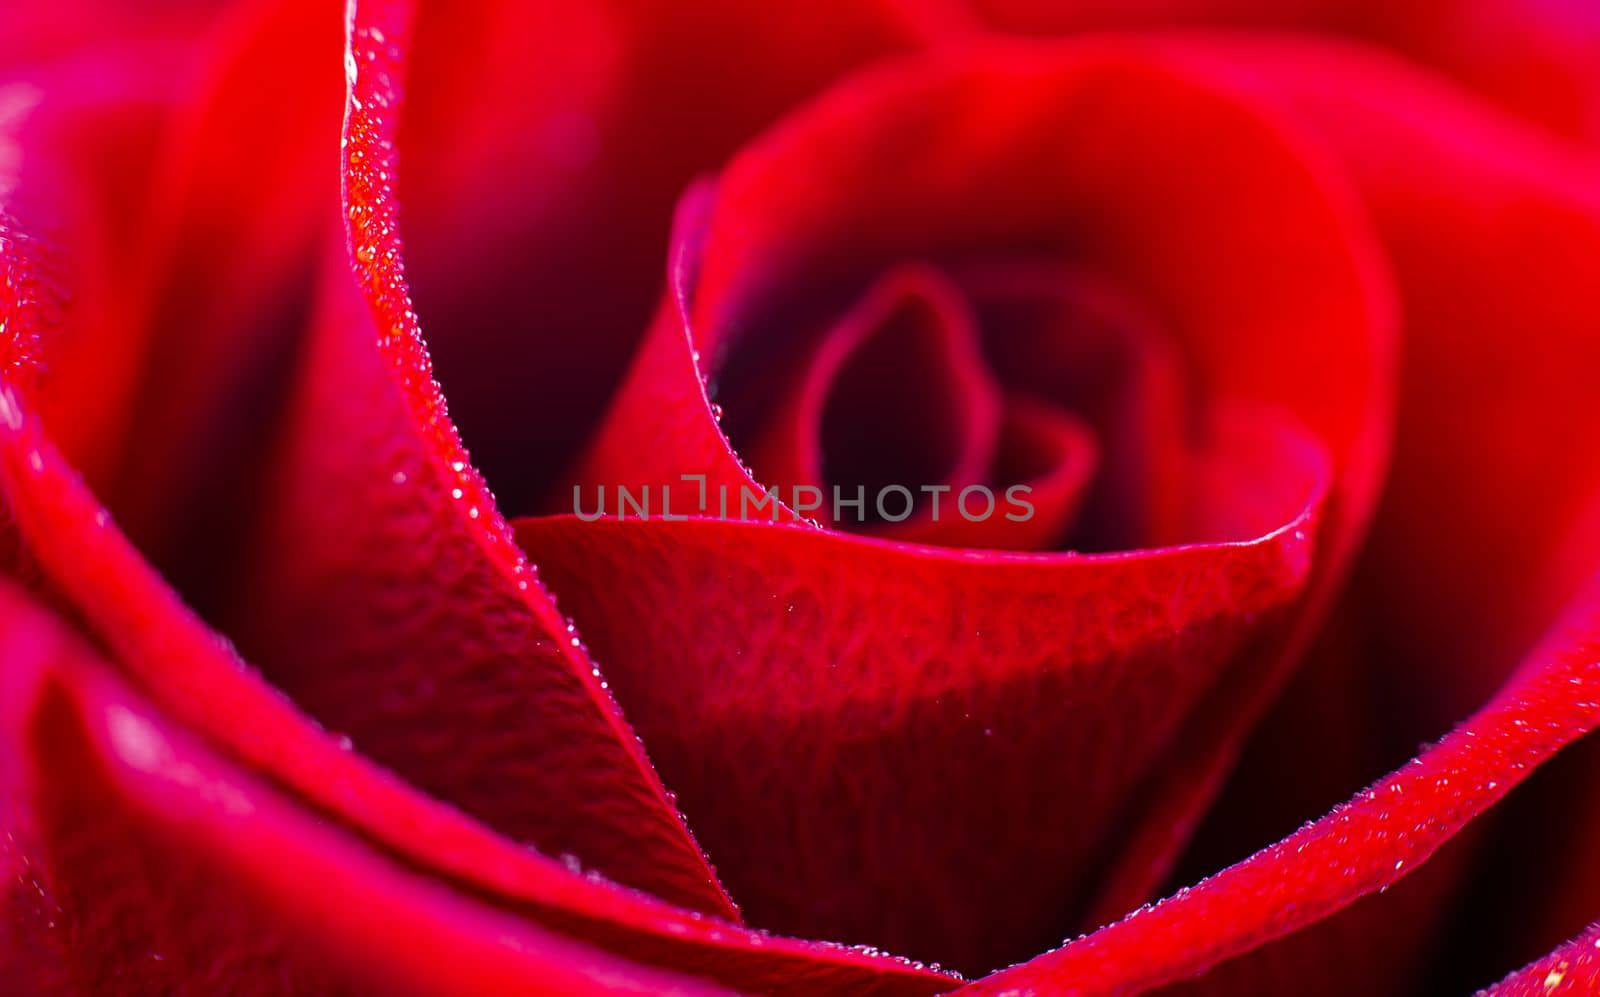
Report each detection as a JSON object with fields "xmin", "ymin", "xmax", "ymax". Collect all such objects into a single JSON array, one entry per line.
[
  {"xmin": 219, "ymin": 0, "xmax": 741, "ymax": 916},
  {"xmin": 8, "ymin": 0, "xmax": 1596, "ymax": 992},
  {"xmin": 1, "ymin": 3, "xmax": 960, "ymax": 992},
  {"xmin": 526, "ymin": 40, "xmax": 1394, "ymax": 974},
  {"xmin": 0, "ymin": 582, "xmax": 731, "ymax": 996},
  {"xmin": 963, "ymin": 575, "xmax": 1600, "ymax": 994}
]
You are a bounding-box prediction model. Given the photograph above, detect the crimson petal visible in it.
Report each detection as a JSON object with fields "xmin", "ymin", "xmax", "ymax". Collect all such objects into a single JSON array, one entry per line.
[
  {"xmin": 537, "ymin": 40, "xmax": 1391, "ymax": 972},
  {"xmin": 957, "ymin": 263, "xmax": 1186, "ymax": 551},
  {"xmin": 1483, "ymin": 920, "xmax": 1600, "ymax": 996},
  {"xmin": 966, "ymin": 38, "xmax": 1600, "ymax": 993},
  {"xmin": 227, "ymin": 0, "xmax": 736, "ymax": 918},
  {"xmin": 0, "ymin": 583, "xmax": 731, "ymax": 996},
  {"xmin": 0, "ymin": 5, "xmax": 956, "ymax": 991},
  {"xmin": 964, "ymin": 575, "xmax": 1600, "ymax": 993},
  {"xmin": 968, "ymin": 0, "xmax": 1600, "ymax": 146},
  {"xmin": 387, "ymin": 0, "xmax": 967, "ymax": 511},
  {"xmin": 889, "ymin": 394, "xmax": 1098, "ymax": 551},
  {"xmin": 1155, "ymin": 36, "xmax": 1600, "ymax": 991},
  {"xmin": 744, "ymin": 264, "xmax": 1002, "ymax": 534}
]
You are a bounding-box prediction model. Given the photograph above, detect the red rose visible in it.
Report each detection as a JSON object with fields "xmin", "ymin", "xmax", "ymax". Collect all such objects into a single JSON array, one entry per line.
[{"xmin": 3, "ymin": 0, "xmax": 1599, "ymax": 993}]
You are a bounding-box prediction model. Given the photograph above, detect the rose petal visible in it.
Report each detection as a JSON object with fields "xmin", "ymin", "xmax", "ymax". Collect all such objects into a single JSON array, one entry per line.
[
  {"xmin": 963, "ymin": 573, "xmax": 1600, "ymax": 993},
  {"xmin": 0, "ymin": 7, "xmax": 957, "ymax": 991},
  {"xmin": 574, "ymin": 42, "xmax": 1394, "ymax": 547},
  {"xmin": 1161, "ymin": 36, "xmax": 1600, "ymax": 990},
  {"xmin": 0, "ymin": 1, "xmax": 227, "ymax": 74},
  {"xmin": 0, "ymin": 0, "xmax": 350, "ymax": 626},
  {"xmin": 204, "ymin": 0, "xmax": 746, "ymax": 919},
  {"xmin": 743, "ymin": 264, "xmax": 1003, "ymax": 533},
  {"xmin": 1218, "ymin": 35, "xmax": 1600, "ymax": 744},
  {"xmin": 386, "ymin": 0, "xmax": 966, "ymax": 512},
  {"xmin": 1160, "ymin": 33, "xmax": 1600, "ymax": 974},
  {"xmin": 0, "ymin": 50, "xmax": 183, "ymax": 494},
  {"xmin": 548, "ymin": 39, "xmax": 1392, "ymax": 971},
  {"xmin": 521, "ymin": 398, "xmax": 1326, "ymax": 973},
  {"xmin": 0, "ymin": 401, "xmax": 953, "ymax": 993},
  {"xmin": 0, "ymin": 583, "xmax": 732, "ymax": 996},
  {"xmin": 962, "ymin": 39, "xmax": 1600, "ymax": 991},
  {"xmin": 968, "ymin": 0, "xmax": 1600, "ymax": 146},
  {"xmin": 1482, "ymin": 920, "xmax": 1600, "ymax": 996},
  {"xmin": 886, "ymin": 394, "xmax": 1098, "ymax": 551},
  {"xmin": 957, "ymin": 262, "xmax": 1186, "ymax": 551},
  {"xmin": 83, "ymin": 0, "xmax": 347, "ymax": 614}
]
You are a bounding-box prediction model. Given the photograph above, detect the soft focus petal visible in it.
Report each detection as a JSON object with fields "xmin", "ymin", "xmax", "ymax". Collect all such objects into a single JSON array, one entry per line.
[
  {"xmin": 1159, "ymin": 37, "xmax": 1600, "ymax": 991},
  {"xmin": 969, "ymin": 0, "xmax": 1600, "ymax": 147},
  {"xmin": 964, "ymin": 37, "xmax": 1600, "ymax": 993},
  {"xmin": 0, "ymin": 1, "xmax": 227, "ymax": 74},
  {"xmin": 964, "ymin": 573, "xmax": 1600, "ymax": 993}
]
